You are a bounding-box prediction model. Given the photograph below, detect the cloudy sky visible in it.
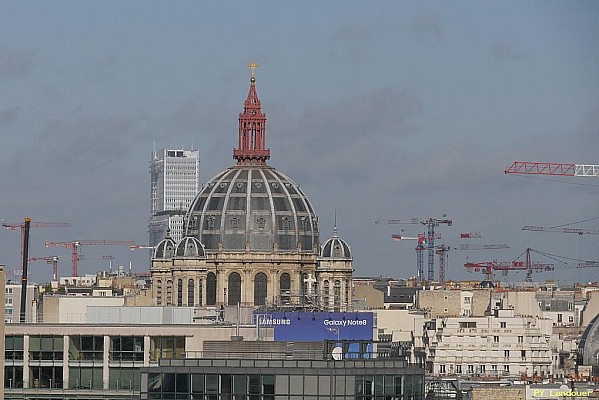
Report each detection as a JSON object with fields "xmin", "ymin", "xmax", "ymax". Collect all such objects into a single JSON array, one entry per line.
[{"xmin": 1, "ymin": 1, "xmax": 598, "ymax": 284}]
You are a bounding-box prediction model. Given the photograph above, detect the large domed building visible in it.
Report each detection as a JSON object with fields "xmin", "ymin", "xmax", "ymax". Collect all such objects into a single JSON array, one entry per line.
[{"xmin": 150, "ymin": 67, "xmax": 353, "ymax": 309}]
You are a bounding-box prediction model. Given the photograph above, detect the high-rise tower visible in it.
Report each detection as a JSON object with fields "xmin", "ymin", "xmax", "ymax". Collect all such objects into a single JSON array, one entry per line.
[{"xmin": 149, "ymin": 148, "xmax": 200, "ymax": 246}]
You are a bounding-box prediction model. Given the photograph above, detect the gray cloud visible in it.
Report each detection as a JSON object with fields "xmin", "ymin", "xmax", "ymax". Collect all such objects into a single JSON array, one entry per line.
[
  {"xmin": 491, "ymin": 42, "xmax": 526, "ymax": 61},
  {"xmin": 269, "ymin": 87, "xmax": 422, "ymax": 188},
  {"xmin": 327, "ymin": 23, "xmax": 377, "ymax": 64},
  {"xmin": 91, "ymin": 55, "xmax": 117, "ymax": 83},
  {"xmin": 0, "ymin": 106, "xmax": 20, "ymax": 125},
  {"xmin": 0, "ymin": 46, "xmax": 36, "ymax": 81},
  {"xmin": 409, "ymin": 13, "xmax": 445, "ymax": 43}
]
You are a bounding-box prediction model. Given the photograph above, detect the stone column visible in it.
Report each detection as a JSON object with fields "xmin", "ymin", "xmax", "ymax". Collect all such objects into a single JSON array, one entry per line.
[
  {"xmin": 103, "ymin": 335, "xmax": 110, "ymax": 390},
  {"xmin": 144, "ymin": 336, "xmax": 151, "ymax": 367},
  {"xmin": 22, "ymin": 335, "xmax": 30, "ymax": 389},
  {"xmin": 62, "ymin": 335, "xmax": 69, "ymax": 389}
]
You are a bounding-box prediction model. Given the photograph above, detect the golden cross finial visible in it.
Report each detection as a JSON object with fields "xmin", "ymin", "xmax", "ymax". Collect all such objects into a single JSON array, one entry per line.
[{"xmin": 247, "ymin": 58, "xmax": 259, "ymax": 78}]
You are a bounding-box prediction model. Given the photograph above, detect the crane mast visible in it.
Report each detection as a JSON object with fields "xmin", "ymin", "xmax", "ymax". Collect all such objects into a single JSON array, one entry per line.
[{"xmin": 379, "ymin": 217, "xmax": 452, "ymax": 281}]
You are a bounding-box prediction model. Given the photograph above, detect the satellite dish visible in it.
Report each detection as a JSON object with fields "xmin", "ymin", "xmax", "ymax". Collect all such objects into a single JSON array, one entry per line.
[{"xmin": 332, "ymin": 346, "xmax": 343, "ymax": 360}]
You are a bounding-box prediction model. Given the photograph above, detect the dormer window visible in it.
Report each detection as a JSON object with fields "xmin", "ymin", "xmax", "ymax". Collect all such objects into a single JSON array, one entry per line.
[
  {"xmin": 257, "ymin": 217, "xmax": 266, "ymax": 230},
  {"xmin": 207, "ymin": 216, "xmax": 216, "ymax": 230}
]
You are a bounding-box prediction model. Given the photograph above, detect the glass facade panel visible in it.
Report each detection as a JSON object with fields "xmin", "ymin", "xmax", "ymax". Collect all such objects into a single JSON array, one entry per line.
[
  {"xmin": 110, "ymin": 336, "xmax": 144, "ymax": 362},
  {"xmin": 5, "ymin": 335, "xmax": 24, "ymax": 360},
  {"xmin": 4, "ymin": 366, "xmax": 23, "ymax": 388},
  {"xmin": 68, "ymin": 367, "xmax": 102, "ymax": 389},
  {"xmin": 141, "ymin": 370, "xmax": 421, "ymax": 399},
  {"xmin": 29, "ymin": 335, "xmax": 63, "ymax": 361},
  {"xmin": 150, "ymin": 336, "xmax": 185, "ymax": 361},
  {"xmin": 109, "ymin": 367, "xmax": 141, "ymax": 390},
  {"xmin": 305, "ymin": 376, "xmax": 317, "ymax": 395},
  {"xmin": 69, "ymin": 335, "xmax": 103, "ymax": 361}
]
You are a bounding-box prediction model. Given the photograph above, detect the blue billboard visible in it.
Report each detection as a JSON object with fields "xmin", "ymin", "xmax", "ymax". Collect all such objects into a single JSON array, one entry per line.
[{"xmin": 254, "ymin": 311, "xmax": 374, "ymax": 341}]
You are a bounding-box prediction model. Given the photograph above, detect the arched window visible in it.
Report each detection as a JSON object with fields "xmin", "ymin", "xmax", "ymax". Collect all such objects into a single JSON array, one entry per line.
[
  {"xmin": 166, "ymin": 280, "xmax": 173, "ymax": 305},
  {"xmin": 334, "ymin": 280, "xmax": 341, "ymax": 311},
  {"xmin": 279, "ymin": 273, "xmax": 290, "ymax": 304},
  {"xmin": 156, "ymin": 280, "xmax": 162, "ymax": 306},
  {"xmin": 177, "ymin": 279, "xmax": 183, "ymax": 306},
  {"xmin": 188, "ymin": 279, "xmax": 195, "ymax": 306},
  {"xmin": 323, "ymin": 280, "xmax": 330, "ymax": 310},
  {"xmin": 228, "ymin": 272, "xmax": 241, "ymax": 306},
  {"xmin": 206, "ymin": 273, "xmax": 216, "ymax": 306},
  {"xmin": 254, "ymin": 272, "xmax": 268, "ymax": 306}
]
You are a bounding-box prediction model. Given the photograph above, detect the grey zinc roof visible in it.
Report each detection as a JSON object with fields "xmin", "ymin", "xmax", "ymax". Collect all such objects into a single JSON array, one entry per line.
[{"xmin": 184, "ymin": 165, "xmax": 320, "ymax": 253}]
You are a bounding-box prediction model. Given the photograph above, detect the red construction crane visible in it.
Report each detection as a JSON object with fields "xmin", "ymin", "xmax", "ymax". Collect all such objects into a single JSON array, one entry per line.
[
  {"xmin": 464, "ymin": 248, "xmax": 554, "ymax": 282},
  {"xmin": 504, "ymin": 161, "xmax": 599, "ymax": 177},
  {"xmin": 2, "ymin": 220, "xmax": 71, "ymax": 265},
  {"xmin": 45, "ymin": 240, "xmax": 135, "ymax": 277},
  {"xmin": 28, "ymin": 256, "xmax": 60, "ymax": 281},
  {"xmin": 377, "ymin": 217, "xmax": 452, "ymax": 281}
]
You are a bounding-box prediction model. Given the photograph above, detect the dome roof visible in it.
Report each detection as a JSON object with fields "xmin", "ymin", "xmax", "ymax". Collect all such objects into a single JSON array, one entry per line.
[
  {"xmin": 153, "ymin": 233, "xmax": 176, "ymax": 259},
  {"xmin": 175, "ymin": 236, "xmax": 206, "ymax": 258},
  {"xmin": 321, "ymin": 229, "xmax": 352, "ymax": 259},
  {"xmin": 184, "ymin": 165, "xmax": 319, "ymax": 253}
]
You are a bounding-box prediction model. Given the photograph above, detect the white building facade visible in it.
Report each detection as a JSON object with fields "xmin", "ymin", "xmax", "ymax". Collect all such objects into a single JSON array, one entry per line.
[
  {"xmin": 149, "ymin": 148, "xmax": 200, "ymax": 246},
  {"xmin": 426, "ymin": 309, "xmax": 554, "ymax": 379}
]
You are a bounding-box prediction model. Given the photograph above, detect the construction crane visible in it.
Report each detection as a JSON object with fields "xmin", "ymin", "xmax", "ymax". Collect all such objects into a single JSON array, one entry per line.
[
  {"xmin": 377, "ymin": 217, "xmax": 452, "ymax": 281},
  {"xmin": 457, "ymin": 244, "xmax": 510, "ymax": 250},
  {"xmin": 464, "ymin": 248, "xmax": 555, "ymax": 282},
  {"xmin": 391, "ymin": 233, "xmax": 427, "ymax": 281},
  {"xmin": 28, "ymin": 256, "xmax": 60, "ymax": 282},
  {"xmin": 435, "ymin": 244, "xmax": 450, "ymax": 284},
  {"xmin": 504, "ymin": 161, "xmax": 599, "ymax": 177},
  {"xmin": 522, "ymin": 226, "xmax": 599, "ymax": 235},
  {"xmin": 2, "ymin": 220, "xmax": 71, "ymax": 265},
  {"xmin": 45, "ymin": 240, "xmax": 135, "ymax": 277},
  {"xmin": 130, "ymin": 245, "xmax": 155, "ymax": 251}
]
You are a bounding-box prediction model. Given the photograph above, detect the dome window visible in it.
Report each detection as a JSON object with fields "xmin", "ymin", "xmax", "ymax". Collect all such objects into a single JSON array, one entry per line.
[
  {"xmin": 255, "ymin": 182, "xmax": 262, "ymax": 188},
  {"xmin": 257, "ymin": 217, "xmax": 266, "ymax": 230},
  {"xmin": 333, "ymin": 244, "xmax": 342, "ymax": 258},
  {"xmin": 301, "ymin": 216, "xmax": 308, "ymax": 230},
  {"xmin": 281, "ymin": 216, "xmax": 291, "ymax": 230},
  {"xmin": 207, "ymin": 216, "xmax": 216, "ymax": 230},
  {"xmin": 230, "ymin": 217, "xmax": 240, "ymax": 229},
  {"xmin": 220, "ymin": 183, "xmax": 227, "ymax": 188},
  {"xmin": 272, "ymin": 182, "xmax": 279, "ymax": 188}
]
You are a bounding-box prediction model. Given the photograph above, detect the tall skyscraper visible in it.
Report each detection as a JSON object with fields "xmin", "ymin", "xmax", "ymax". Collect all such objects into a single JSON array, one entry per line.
[{"xmin": 149, "ymin": 148, "xmax": 200, "ymax": 246}]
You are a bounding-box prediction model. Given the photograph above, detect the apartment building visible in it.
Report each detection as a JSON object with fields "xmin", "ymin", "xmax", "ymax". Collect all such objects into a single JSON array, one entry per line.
[{"xmin": 425, "ymin": 309, "xmax": 553, "ymax": 379}]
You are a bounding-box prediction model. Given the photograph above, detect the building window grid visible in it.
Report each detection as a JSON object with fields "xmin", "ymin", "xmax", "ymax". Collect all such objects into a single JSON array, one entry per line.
[
  {"xmin": 69, "ymin": 335, "xmax": 103, "ymax": 361},
  {"xmin": 145, "ymin": 372, "xmax": 421, "ymax": 398},
  {"xmin": 149, "ymin": 336, "xmax": 185, "ymax": 362},
  {"xmin": 110, "ymin": 336, "xmax": 144, "ymax": 362},
  {"xmin": 29, "ymin": 335, "xmax": 64, "ymax": 362},
  {"xmin": 148, "ymin": 372, "xmax": 275, "ymax": 398},
  {"xmin": 5, "ymin": 335, "xmax": 24, "ymax": 361}
]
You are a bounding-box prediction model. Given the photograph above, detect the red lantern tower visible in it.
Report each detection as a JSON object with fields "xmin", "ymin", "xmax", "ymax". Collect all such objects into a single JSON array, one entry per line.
[{"xmin": 233, "ymin": 59, "xmax": 270, "ymax": 165}]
